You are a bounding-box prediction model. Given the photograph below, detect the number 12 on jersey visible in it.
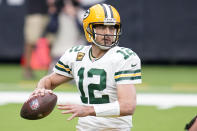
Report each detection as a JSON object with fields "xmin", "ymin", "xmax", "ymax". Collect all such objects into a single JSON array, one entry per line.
[{"xmin": 77, "ymin": 67, "xmax": 110, "ymax": 104}]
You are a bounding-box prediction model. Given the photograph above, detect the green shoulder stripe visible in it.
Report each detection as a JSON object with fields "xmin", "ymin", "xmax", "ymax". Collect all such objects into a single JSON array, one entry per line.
[
  {"xmin": 57, "ymin": 61, "xmax": 70, "ymax": 68},
  {"xmin": 55, "ymin": 61, "xmax": 71, "ymax": 74},
  {"xmin": 114, "ymin": 69, "xmax": 141, "ymax": 82}
]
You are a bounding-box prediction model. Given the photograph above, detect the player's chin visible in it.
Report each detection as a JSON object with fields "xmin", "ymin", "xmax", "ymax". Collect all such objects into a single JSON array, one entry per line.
[{"xmin": 101, "ymin": 41, "xmax": 112, "ymax": 46}]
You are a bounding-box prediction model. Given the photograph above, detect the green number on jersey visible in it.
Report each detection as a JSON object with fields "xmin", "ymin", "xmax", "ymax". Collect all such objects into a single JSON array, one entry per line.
[
  {"xmin": 69, "ymin": 45, "xmax": 84, "ymax": 52},
  {"xmin": 116, "ymin": 47, "xmax": 136, "ymax": 60},
  {"xmin": 77, "ymin": 67, "xmax": 88, "ymax": 103},
  {"xmin": 77, "ymin": 67, "xmax": 109, "ymax": 104}
]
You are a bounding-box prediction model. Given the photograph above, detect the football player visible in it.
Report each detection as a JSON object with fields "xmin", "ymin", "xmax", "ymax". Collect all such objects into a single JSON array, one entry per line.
[{"xmin": 32, "ymin": 3, "xmax": 142, "ymax": 131}]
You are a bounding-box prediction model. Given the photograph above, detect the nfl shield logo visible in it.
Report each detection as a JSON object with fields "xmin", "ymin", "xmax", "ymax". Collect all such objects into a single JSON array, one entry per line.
[{"xmin": 29, "ymin": 99, "xmax": 39, "ymax": 110}]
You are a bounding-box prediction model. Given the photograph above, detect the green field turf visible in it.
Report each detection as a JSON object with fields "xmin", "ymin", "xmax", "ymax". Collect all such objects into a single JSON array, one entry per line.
[
  {"xmin": 0, "ymin": 64, "xmax": 197, "ymax": 93},
  {"xmin": 0, "ymin": 64, "xmax": 197, "ymax": 131},
  {"xmin": 0, "ymin": 104, "xmax": 77, "ymax": 131},
  {"xmin": 132, "ymin": 106, "xmax": 196, "ymax": 131},
  {"xmin": 0, "ymin": 104, "xmax": 196, "ymax": 131}
]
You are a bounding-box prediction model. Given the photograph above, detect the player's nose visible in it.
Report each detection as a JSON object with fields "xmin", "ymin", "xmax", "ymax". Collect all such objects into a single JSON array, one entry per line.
[{"xmin": 104, "ymin": 27, "xmax": 111, "ymax": 34}]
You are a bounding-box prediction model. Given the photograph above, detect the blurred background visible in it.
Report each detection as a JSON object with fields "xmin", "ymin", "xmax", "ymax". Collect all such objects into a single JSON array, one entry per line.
[
  {"xmin": 1, "ymin": 0, "xmax": 197, "ymax": 64},
  {"xmin": 0, "ymin": 0, "xmax": 197, "ymax": 131}
]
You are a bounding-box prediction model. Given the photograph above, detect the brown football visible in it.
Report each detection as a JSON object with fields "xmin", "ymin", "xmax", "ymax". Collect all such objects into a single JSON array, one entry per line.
[{"xmin": 20, "ymin": 93, "xmax": 57, "ymax": 120}]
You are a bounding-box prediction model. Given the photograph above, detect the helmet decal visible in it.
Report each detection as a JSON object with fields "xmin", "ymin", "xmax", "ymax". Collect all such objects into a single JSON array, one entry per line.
[
  {"xmin": 104, "ymin": 18, "xmax": 116, "ymax": 25},
  {"xmin": 83, "ymin": 9, "xmax": 90, "ymax": 20}
]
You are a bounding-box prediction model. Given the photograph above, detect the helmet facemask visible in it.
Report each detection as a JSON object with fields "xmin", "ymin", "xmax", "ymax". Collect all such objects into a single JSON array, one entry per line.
[{"xmin": 87, "ymin": 22, "xmax": 121, "ymax": 50}]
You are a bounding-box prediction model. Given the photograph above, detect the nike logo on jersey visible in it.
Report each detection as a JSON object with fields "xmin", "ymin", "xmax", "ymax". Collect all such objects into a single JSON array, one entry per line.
[{"xmin": 131, "ymin": 64, "xmax": 137, "ymax": 67}]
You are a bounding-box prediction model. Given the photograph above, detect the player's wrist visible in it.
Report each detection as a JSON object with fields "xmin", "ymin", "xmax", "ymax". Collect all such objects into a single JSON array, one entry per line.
[
  {"xmin": 86, "ymin": 106, "xmax": 96, "ymax": 116},
  {"xmin": 93, "ymin": 101, "xmax": 120, "ymax": 117}
]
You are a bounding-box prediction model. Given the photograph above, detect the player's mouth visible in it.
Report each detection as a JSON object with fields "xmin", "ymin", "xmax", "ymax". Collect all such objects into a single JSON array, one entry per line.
[{"xmin": 103, "ymin": 38, "xmax": 112, "ymax": 45}]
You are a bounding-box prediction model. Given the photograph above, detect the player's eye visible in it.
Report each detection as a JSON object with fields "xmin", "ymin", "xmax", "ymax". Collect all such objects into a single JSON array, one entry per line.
[
  {"xmin": 94, "ymin": 24, "xmax": 105, "ymax": 30},
  {"xmin": 108, "ymin": 26, "xmax": 116, "ymax": 30}
]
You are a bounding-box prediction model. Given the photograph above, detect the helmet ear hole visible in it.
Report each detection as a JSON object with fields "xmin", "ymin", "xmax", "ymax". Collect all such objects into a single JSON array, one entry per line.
[
  {"xmin": 87, "ymin": 24, "xmax": 93, "ymax": 36},
  {"xmin": 87, "ymin": 27, "xmax": 91, "ymax": 34},
  {"xmin": 87, "ymin": 24, "xmax": 96, "ymax": 40}
]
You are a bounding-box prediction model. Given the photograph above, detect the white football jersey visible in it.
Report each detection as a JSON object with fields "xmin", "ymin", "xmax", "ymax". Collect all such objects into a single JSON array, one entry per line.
[{"xmin": 53, "ymin": 45, "xmax": 142, "ymax": 130}]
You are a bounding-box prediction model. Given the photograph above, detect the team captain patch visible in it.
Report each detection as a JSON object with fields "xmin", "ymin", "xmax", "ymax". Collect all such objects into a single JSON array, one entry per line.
[{"xmin": 76, "ymin": 52, "xmax": 85, "ymax": 61}]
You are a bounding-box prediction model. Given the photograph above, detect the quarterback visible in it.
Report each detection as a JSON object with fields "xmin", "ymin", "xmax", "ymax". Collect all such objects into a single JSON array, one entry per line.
[{"xmin": 32, "ymin": 3, "xmax": 142, "ymax": 131}]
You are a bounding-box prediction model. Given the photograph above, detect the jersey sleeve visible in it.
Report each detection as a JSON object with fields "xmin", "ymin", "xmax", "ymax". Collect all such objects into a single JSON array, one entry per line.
[
  {"xmin": 53, "ymin": 48, "xmax": 73, "ymax": 78},
  {"xmin": 114, "ymin": 52, "xmax": 142, "ymax": 85}
]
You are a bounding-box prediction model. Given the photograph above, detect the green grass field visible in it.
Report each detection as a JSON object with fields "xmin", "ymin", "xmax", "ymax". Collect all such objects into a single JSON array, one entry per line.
[
  {"xmin": 0, "ymin": 104, "xmax": 196, "ymax": 131},
  {"xmin": 1, "ymin": 64, "xmax": 197, "ymax": 93},
  {"xmin": 0, "ymin": 64, "xmax": 197, "ymax": 131}
]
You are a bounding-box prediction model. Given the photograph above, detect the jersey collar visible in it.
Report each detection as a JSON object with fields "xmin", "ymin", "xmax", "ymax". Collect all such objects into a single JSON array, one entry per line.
[{"xmin": 89, "ymin": 47, "xmax": 100, "ymax": 62}]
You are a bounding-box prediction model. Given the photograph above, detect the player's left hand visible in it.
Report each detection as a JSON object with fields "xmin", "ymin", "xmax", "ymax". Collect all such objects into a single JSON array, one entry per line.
[{"xmin": 57, "ymin": 104, "xmax": 95, "ymax": 120}]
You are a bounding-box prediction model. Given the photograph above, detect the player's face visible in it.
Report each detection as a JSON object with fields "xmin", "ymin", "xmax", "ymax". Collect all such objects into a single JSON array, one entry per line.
[{"xmin": 94, "ymin": 25, "xmax": 116, "ymax": 46}]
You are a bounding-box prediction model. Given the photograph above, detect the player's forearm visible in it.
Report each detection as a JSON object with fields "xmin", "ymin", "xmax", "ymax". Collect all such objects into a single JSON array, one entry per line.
[
  {"xmin": 119, "ymin": 100, "xmax": 136, "ymax": 116},
  {"xmin": 117, "ymin": 84, "xmax": 137, "ymax": 116},
  {"xmin": 37, "ymin": 73, "xmax": 71, "ymax": 90},
  {"xmin": 37, "ymin": 75, "xmax": 55, "ymax": 90}
]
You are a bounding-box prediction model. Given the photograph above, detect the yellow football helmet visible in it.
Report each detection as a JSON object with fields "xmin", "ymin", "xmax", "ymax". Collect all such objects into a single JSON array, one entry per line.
[{"xmin": 83, "ymin": 4, "xmax": 122, "ymax": 50}]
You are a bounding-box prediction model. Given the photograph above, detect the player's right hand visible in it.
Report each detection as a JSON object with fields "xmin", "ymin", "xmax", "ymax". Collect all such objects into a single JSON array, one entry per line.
[{"xmin": 31, "ymin": 88, "xmax": 53, "ymax": 97}]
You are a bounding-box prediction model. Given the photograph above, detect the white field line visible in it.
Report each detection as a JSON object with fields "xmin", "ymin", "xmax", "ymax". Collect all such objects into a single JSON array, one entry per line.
[{"xmin": 0, "ymin": 91, "xmax": 197, "ymax": 109}]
